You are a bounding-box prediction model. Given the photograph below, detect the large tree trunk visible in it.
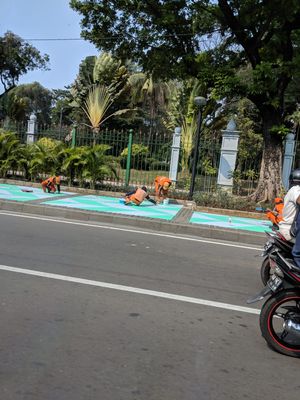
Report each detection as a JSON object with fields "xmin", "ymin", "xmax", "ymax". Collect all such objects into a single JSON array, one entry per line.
[
  {"xmin": 250, "ymin": 140, "xmax": 282, "ymax": 202},
  {"xmin": 250, "ymin": 108, "xmax": 283, "ymax": 203},
  {"xmin": 92, "ymin": 127, "xmax": 100, "ymax": 146}
]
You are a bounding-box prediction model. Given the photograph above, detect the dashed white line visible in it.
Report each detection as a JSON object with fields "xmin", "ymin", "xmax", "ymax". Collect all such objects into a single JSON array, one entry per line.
[{"xmin": 0, "ymin": 264, "xmax": 260, "ymax": 315}]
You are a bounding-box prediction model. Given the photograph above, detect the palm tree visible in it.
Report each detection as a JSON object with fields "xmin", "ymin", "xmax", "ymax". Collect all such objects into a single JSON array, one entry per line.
[
  {"xmin": 128, "ymin": 73, "xmax": 172, "ymax": 141},
  {"xmin": 81, "ymin": 85, "xmax": 132, "ymax": 144},
  {"xmin": 80, "ymin": 145, "xmax": 118, "ymax": 189},
  {"xmin": 16, "ymin": 144, "xmax": 35, "ymax": 180},
  {"xmin": 29, "ymin": 137, "xmax": 65, "ymax": 179},
  {"xmin": 0, "ymin": 131, "xmax": 20, "ymax": 177},
  {"xmin": 61, "ymin": 146, "xmax": 87, "ymax": 186},
  {"xmin": 164, "ymin": 79, "xmax": 204, "ymax": 172},
  {"xmin": 70, "ymin": 53, "xmax": 132, "ymax": 140}
]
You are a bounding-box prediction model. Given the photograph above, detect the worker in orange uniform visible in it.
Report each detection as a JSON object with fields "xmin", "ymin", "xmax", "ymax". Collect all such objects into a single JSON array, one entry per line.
[
  {"xmin": 124, "ymin": 186, "xmax": 157, "ymax": 206},
  {"xmin": 266, "ymin": 197, "xmax": 284, "ymax": 226},
  {"xmin": 154, "ymin": 176, "xmax": 172, "ymax": 203},
  {"xmin": 41, "ymin": 175, "xmax": 61, "ymax": 194}
]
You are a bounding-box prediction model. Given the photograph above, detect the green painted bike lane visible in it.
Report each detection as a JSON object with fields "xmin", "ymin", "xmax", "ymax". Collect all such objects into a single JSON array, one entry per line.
[{"xmin": 0, "ymin": 183, "xmax": 272, "ymax": 232}]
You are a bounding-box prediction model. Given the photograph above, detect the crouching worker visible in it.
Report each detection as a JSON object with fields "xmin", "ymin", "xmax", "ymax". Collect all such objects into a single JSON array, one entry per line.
[
  {"xmin": 266, "ymin": 197, "xmax": 284, "ymax": 227},
  {"xmin": 154, "ymin": 176, "xmax": 172, "ymax": 203},
  {"xmin": 41, "ymin": 175, "xmax": 61, "ymax": 194},
  {"xmin": 125, "ymin": 186, "xmax": 156, "ymax": 206}
]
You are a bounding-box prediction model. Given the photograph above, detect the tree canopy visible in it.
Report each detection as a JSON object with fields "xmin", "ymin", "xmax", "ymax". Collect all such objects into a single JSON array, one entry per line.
[
  {"xmin": 70, "ymin": 0, "xmax": 300, "ymax": 200},
  {"xmin": 70, "ymin": 0, "xmax": 300, "ymax": 111},
  {"xmin": 0, "ymin": 31, "xmax": 49, "ymax": 98},
  {"xmin": 3, "ymin": 82, "xmax": 53, "ymax": 124}
]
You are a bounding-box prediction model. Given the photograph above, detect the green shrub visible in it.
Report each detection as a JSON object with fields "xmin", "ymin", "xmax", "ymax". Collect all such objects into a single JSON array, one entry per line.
[
  {"xmin": 193, "ymin": 189, "xmax": 258, "ymax": 211},
  {"xmin": 0, "ymin": 131, "xmax": 20, "ymax": 178},
  {"xmin": 120, "ymin": 144, "xmax": 149, "ymax": 169},
  {"xmin": 150, "ymin": 160, "xmax": 169, "ymax": 171}
]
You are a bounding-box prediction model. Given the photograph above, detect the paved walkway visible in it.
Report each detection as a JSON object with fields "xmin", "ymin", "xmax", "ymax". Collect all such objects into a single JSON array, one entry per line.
[{"xmin": 0, "ymin": 183, "xmax": 270, "ymax": 245}]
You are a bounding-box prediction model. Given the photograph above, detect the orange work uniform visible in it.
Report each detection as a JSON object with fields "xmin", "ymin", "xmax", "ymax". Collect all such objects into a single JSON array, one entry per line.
[
  {"xmin": 124, "ymin": 186, "xmax": 157, "ymax": 206},
  {"xmin": 266, "ymin": 197, "xmax": 284, "ymax": 225},
  {"xmin": 154, "ymin": 176, "xmax": 172, "ymax": 201},
  {"xmin": 125, "ymin": 187, "xmax": 149, "ymax": 205},
  {"xmin": 41, "ymin": 176, "xmax": 60, "ymax": 193}
]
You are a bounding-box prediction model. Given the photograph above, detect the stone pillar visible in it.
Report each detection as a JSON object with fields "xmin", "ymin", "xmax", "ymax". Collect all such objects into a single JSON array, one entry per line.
[
  {"xmin": 26, "ymin": 113, "xmax": 37, "ymax": 144},
  {"xmin": 169, "ymin": 127, "xmax": 181, "ymax": 183},
  {"xmin": 217, "ymin": 119, "xmax": 240, "ymax": 191},
  {"xmin": 282, "ymin": 133, "xmax": 296, "ymax": 190}
]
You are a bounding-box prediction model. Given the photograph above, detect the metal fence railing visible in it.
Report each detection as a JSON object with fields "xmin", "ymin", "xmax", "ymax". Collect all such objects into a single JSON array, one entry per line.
[{"xmin": 0, "ymin": 121, "xmax": 262, "ymax": 197}]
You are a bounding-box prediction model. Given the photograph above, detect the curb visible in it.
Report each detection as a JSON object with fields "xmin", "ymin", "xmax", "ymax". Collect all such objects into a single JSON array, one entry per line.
[
  {"xmin": 0, "ymin": 178, "xmax": 268, "ymax": 219},
  {"xmin": 0, "ymin": 199, "xmax": 266, "ymax": 246}
]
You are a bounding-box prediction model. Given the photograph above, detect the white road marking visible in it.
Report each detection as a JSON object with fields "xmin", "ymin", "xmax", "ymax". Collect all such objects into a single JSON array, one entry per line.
[
  {"xmin": 0, "ymin": 211, "xmax": 262, "ymax": 251},
  {"xmin": 0, "ymin": 264, "xmax": 260, "ymax": 315}
]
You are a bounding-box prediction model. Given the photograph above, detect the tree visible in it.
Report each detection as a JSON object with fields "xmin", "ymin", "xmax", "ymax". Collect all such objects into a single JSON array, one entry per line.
[
  {"xmin": 51, "ymin": 89, "xmax": 74, "ymax": 126},
  {"xmin": 71, "ymin": 52, "xmax": 129, "ymax": 105},
  {"xmin": 164, "ymin": 79, "xmax": 205, "ymax": 172},
  {"xmin": 0, "ymin": 31, "xmax": 49, "ymax": 98},
  {"xmin": 70, "ymin": 0, "xmax": 300, "ymax": 201},
  {"xmin": 61, "ymin": 146, "xmax": 87, "ymax": 185},
  {"xmin": 128, "ymin": 72, "xmax": 172, "ymax": 138},
  {"xmin": 29, "ymin": 138, "xmax": 65, "ymax": 178},
  {"xmin": 71, "ymin": 53, "xmax": 134, "ymax": 137},
  {"xmin": 80, "ymin": 145, "xmax": 117, "ymax": 189},
  {"xmin": 0, "ymin": 130, "xmax": 20, "ymax": 177},
  {"xmin": 4, "ymin": 82, "xmax": 53, "ymax": 124}
]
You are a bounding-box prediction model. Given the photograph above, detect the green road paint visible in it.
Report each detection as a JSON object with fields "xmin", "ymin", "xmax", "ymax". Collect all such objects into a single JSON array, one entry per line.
[
  {"xmin": 190, "ymin": 211, "xmax": 272, "ymax": 233},
  {"xmin": 0, "ymin": 183, "xmax": 65, "ymax": 202},
  {"xmin": 43, "ymin": 195, "xmax": 183, "ymax": 221}
]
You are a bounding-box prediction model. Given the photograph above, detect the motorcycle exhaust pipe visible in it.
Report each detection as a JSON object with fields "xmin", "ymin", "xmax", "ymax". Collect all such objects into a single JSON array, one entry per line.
[{"xmin": 283, "ymin": 319, "xmax": 300, "ymax": 339}]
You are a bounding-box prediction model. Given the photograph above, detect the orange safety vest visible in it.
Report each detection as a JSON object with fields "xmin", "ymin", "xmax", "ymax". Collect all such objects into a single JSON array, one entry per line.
[
  {"xmin": 42, "ymin": 176, "xmax": 55, "ymax": 186},
  {"xmin": 128, "ymin": 188, "xmax": 148, "ymax": 205},
  {"xmin": 154, "ymin": 176, "xmax": 172, "ymax": 195},
  {"xmin": 266, "ymin": 197, "xmax": 284, "ymax": 225}
]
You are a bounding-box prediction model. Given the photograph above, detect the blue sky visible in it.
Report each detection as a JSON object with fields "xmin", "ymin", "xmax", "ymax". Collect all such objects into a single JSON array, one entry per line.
[{"xmin": 0, "ymin": 0, "xmax": 98, "ymax": 90}]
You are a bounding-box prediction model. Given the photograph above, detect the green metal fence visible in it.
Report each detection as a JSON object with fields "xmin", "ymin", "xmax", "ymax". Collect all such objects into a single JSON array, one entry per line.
[{"xmin": 1, "ymin": 120, "xmax": 261, "ymax": 197}]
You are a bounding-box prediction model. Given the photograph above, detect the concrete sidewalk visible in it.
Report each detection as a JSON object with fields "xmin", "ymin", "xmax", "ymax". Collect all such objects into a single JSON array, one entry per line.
[{"xmin": 0, "ymin": 180, "xmax": 269, "ymax": 246}]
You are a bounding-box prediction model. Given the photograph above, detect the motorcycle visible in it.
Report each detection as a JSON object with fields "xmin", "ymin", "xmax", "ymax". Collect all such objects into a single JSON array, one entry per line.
[
  {"xmin": 248, "ymin": 251, "xmax": 300, "ymax": 357},
  {"xmin": 260, "ymin": 230, "xmax": 294, "ymax": 285}
]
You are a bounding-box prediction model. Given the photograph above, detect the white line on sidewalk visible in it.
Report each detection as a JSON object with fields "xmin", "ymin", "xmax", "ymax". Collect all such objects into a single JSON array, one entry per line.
[
  {"xmin": 0, "ymin": 264, "xmax": 260, "ymax": 315},
  {"xmin": 0, "ymin": 211, "xmax": 262, "ymax": 251}
]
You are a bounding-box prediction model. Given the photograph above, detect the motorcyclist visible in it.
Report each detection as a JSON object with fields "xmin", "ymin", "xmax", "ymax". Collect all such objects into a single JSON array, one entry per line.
[
  {"xmin": 278, "ymin": 169, "xmax": 300, "ymax": 241},
  {"xmin": 291, "ymin": 209, "xmax": 300, "ymax": 269}
]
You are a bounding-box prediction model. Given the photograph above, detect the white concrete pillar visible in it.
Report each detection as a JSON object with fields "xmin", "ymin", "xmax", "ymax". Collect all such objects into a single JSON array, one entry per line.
[
  {"xmin": 282, "ymin": 133, "xmax": 296, "ymax": 190},
  {"xmin": 169, "ymin": 127, "xmax": 181, "ymax": 183},
  {"xmin": 217, "ymin": 119, "xmax": 240, "ymax": 191},
  {"xmin": 26, "ymin": 113, "xmax": 37, "ymax": 144}
]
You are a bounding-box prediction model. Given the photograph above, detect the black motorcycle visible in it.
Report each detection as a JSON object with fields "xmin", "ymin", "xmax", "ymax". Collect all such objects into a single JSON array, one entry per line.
[
  {"xmin": 260, "ymin": 230, "xmax": 293, "ymax": 285},
  {"xmin": 248, "ymin": 252, "xmax": 300, "ymax": 357}
]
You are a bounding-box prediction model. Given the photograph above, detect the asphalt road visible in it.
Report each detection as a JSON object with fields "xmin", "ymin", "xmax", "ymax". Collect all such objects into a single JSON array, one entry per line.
[{"xmin": 0, "ymin": 211, "xmax": 299, "ymax": 400}]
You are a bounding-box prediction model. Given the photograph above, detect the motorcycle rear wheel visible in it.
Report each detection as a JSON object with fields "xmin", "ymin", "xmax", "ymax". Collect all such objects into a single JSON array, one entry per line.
[
  {"xmin": 260, "ymin": 258, "xmax": 271, "ymax": 286},
  {"xmin": 260, "ymin": 290, "xmax": 300, "ymax": 357}
]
